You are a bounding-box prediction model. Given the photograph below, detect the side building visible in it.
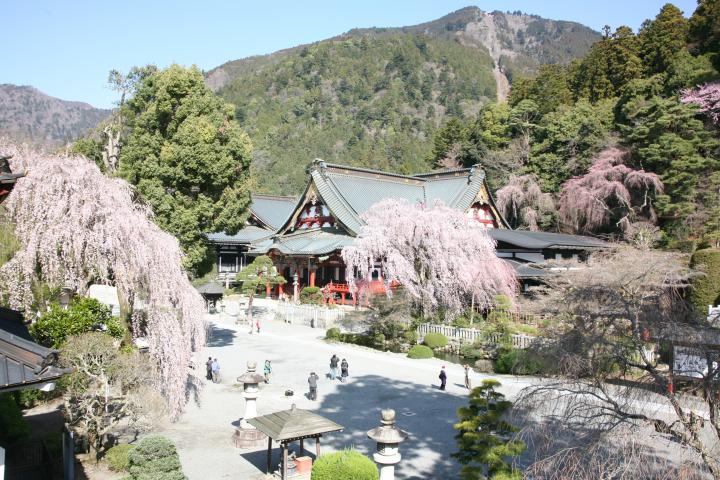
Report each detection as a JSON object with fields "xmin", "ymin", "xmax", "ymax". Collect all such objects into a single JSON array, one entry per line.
[{"xmin": 208, "ymin": 160, "xmax": 608, "ymax": 295}]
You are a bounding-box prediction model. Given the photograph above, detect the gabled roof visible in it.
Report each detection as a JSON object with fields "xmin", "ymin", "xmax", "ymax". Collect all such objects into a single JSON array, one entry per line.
[
  {"xmin": 207, "ymin": 225, "xmax": 274, "ymax": 245},
  {"xmin": 196, "ymin": 282, "xmax": 225, "ymax": 296},
  {"xmin": 278, "ymin": 160, "xmax": 508, "ymax": 235},
  {"xmin": 250, "ymin": 194, "xmax": 297, "ymax": 230},
  {"xmin": 0, "ymin": 308, "xmax": 68, "ymax": 392},
  {"xmin": 505, "ymin": 259, "xmax": 553, "ymax": 278},
  {"xmin": 248, "ymin": 404, "xmax": 344, "ymax": 441},
  {"xmin": 489, "ymin": 230, "xmax": 609, "ymax": 250}
]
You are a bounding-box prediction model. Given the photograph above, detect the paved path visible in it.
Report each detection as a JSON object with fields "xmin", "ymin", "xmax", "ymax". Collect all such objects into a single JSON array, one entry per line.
[{"xmin": 159, "ymin": 301, "xmax": 536, "ymax": 479}]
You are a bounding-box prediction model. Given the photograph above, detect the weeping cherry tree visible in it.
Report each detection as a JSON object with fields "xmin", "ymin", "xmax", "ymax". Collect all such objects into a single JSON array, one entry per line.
[
  {"xmin": 682, "ymin": 82, "xmax": 720, "ymax": 125},
  {"xmin": 0, "ymin": 143, "xmax": 206, "ymax": 418},
  {"xmin": 496, "ymin": 174, "xmax": 555, "ymax": 231},
  {"xmin": 342, "ymin": 199, "xmax": 516, "ymax": 320},
  {"xmin": 558, "ymin": 147, "xmax": 663, "ymax": 235}
]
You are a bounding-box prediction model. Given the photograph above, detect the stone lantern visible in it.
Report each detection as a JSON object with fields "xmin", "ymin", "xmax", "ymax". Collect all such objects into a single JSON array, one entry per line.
[
  {"xmin": 366, "ymin": 409, "xmax": 408, "ymax": 480},
  {"xmin": 233, "ymin": 361, "xmax": 267, "ymax": 448}
]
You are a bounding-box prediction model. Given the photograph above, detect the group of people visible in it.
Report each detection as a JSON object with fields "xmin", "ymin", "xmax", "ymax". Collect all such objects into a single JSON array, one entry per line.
[
  {"xmin": 438, "ymin": 364, "xmax": 472, "ymax": 391},
  {"xmin": 306, "ymin": 354, "xmax": 350, "ymax": 401},
  {"xmin": 206, "ymin": 357, "xmax": 221, "ymax": 383}
]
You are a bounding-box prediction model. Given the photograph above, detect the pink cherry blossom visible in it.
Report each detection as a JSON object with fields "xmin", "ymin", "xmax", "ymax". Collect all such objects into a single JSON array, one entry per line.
[{"xmin": 681, "ymin": 82, "xmax": 720, "ymax": 124}]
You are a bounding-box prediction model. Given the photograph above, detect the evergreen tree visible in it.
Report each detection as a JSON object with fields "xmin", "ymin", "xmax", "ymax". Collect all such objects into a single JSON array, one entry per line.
[
  {"xmin": 118, "ymin": 65, "xmax": 253, "ymax": 275},
  {"xmin": 452, "ymin": 379, "xmax": 526, "ymax": 480},
  {"xmin": 689, "ymin": 0, "xmax": 720, "ymax": 70},
  {"xmin": 429, "ymin": 118, "xmax": 468, "ymax": 168},
  {"xmin": 639, "ymin": 4, "xmax": 689, "ymax": 75}
]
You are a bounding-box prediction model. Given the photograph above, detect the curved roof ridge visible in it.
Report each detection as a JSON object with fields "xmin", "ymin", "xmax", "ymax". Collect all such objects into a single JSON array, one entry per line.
[{"xmin": 251, "ymin": 193, "xmax": 298, "ymax": 201}]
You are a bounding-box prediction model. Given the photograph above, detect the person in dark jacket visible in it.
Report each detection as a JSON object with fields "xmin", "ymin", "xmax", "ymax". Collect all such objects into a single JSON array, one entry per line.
[
  {"xmin": 439, "ymin": 366, "xmax": 447, "ymax": 391},
  {"xmin": 308, "ymin": 372, "xmax": 319, "ymax": 400},
  {"xmin": 340, "ymin": 359, "xmax": 349, "ymax": 383},
  {"xmin": 329, "ymin": 354, "xmax": 339, "ymax": 380},
  {"xmin": 205, "ymin": 357, "xmax": 213, "ymax": 380}
]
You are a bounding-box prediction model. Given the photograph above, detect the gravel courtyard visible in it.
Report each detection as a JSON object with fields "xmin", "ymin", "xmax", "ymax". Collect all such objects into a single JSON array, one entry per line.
[{"xmin": 157, "ymin": 300, "xmax": 535, "ymax": 479}]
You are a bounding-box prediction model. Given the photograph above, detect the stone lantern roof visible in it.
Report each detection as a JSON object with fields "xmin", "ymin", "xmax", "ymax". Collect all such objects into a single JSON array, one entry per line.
[
  {"xmin": 367, "ymin": 409, "xmax": 409, "ymax": 444},
  {"xmin": 237, "ymin": 361, "xmax": 265, "ymax": 384}
]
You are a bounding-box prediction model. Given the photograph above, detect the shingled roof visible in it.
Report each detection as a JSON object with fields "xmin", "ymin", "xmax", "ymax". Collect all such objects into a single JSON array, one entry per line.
[
  {"xmin": 248, "ymin": 404, "xmax": 343, "ymax": 441},
  {"xmin": 489, "ymin": 230, "xmax": 608, "ymax": 250},
  {"xmin": 207, "ymin": 194, "xmax": 296, "ymax": 245},
  {"xmin": 0, "ymin": 308, "xmax": 68, "ymax": 393},
  {"xmin": 250, "ymin": 228, "xmax": 354, "ymax": 256}
]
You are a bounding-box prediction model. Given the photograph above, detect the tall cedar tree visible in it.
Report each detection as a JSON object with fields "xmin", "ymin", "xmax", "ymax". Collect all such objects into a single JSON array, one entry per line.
[
  {"xmin": 639, "ymin": 3, "xmax": 689, "ymax": 75},
  {"xmin": 689, "ymin": 0, "xmax": 720, "ymax": 70},
  {"xmin": 118, "ymin": 65, "xmax": 253, "ymax": 275},
  {"xmin": 453, "ymin": 379, "xmax": 526, "ymax": 480}
]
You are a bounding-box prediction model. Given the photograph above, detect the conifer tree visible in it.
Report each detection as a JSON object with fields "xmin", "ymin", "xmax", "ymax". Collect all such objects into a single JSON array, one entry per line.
[
  {"xmin": 639, "ymin": 4, "xmax": 689, "ymax": 74},
  {"xmin": 452, "ymin": 379, "xmax": 526, "ymax": 480},
  {"xmin": 236, "ymin": 256, "xmax": 286, "ymax": 333}
]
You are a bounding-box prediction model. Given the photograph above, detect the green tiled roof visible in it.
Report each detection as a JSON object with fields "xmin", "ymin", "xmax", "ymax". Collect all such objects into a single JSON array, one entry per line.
[
  {"xmin": 250, "ymin": 194, "xmax": 297, "ymax": 230},
  {"xmin": 250, "ymin": 228, "xmax": 355, "ymax": 256},
  {"xmin": 305, "ymin": 161, "xmax": 501, "ymax": 235},
  {"xmin": 207, "ymin": 226, "xmax": 273, "ymax": 245}
]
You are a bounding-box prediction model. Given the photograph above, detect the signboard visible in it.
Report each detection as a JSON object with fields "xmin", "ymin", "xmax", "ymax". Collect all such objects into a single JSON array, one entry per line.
[{"xmin": 673, "ymin": 346, "xmax": 717, "ymax": 379}]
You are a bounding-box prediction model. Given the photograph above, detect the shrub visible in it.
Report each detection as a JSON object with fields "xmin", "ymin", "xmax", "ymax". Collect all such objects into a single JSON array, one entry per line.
[
  {"xmin": 403, "ymin": 329, "xmax": 418, "ymax": 345},
  {"xmin": 300, "ymin": 286, "xmax": 324, "ymax": 305},
  {"xmin": 106, "ymin": 444, "xmax": 135, "ymax": 472},
  {"xmin": 0, "ymin": 393, "xmax": 30, "ymax": 446},
  {"xmin": 407, "ymin": 345, "xmax": 434, "ymax": 359},
  {"xmin": 127, "ymin": 435, "xmax": 185, "ymax": 480},
  {"xmin": 459, "ymin": 343, "xmax": 485, "ymax": 360},
  {"xmin": 30, "ymin": 297, "xmax": 123, "ymax": 348},
  {"xmin": 373, "ymin": 332, "xmax": 386, "ymax": 348},
  {"xmin": 326, "ymin": 327, "xmax": 341, "ymax": 340},
  {"xmin": 341, "ymin": 333, "xmax": 373, "ymax": 347},
  {"xmin": 689, "ymin": 249, "xmax": 720, "ymax": 311},
  {"xmin": 423, "ymin": 332, "xmax": 448, "ymax": 349},
  {"xmin": 494, "ymin": 349, "xmax": 543, "ymax": 375},
  {"xmin": 311, "ymin": 449, "xmax": 378, "ymax": 480}
]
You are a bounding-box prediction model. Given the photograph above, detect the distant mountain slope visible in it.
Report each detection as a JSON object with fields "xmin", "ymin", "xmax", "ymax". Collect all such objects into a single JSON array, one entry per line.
[
  {"xmin": 0, "ymin": 84, "xmax": 110, "ymax": 150},
  {"xmin": 208, "ymin": 7, "xmax": 600, "ymax": 194}
]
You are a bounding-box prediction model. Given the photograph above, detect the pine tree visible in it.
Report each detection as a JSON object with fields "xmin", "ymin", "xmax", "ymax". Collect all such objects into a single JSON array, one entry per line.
[
  {"xmin": 452, "ymin": 379, "xmax": 526, "ymax": 480},
  {"xmin": 639, "ymin": 4, "xmax": 690, "ymax": 74}
]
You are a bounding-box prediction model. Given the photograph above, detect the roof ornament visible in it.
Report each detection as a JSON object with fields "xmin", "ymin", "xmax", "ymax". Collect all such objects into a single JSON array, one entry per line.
[{"xmin": 312, "ymin": 158, "xmax": 327, "ymax": 174}]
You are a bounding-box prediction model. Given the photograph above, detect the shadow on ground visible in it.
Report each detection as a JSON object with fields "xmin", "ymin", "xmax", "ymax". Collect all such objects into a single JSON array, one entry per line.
[{"xmin": 207, "ymin": 325, "xmax": 236, "ymax": 347}]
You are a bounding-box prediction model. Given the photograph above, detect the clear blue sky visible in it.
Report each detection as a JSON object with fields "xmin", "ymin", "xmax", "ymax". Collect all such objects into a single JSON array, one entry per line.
[{"xmin": 1, "ymin": 0, "xmax": 698, "ymax": 108}]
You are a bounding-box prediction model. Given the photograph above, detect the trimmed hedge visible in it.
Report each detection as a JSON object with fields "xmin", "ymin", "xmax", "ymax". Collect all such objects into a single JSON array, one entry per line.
[
  {"xmin": 127, "ymin": 435, "xmax": 186, "ymax": 480},
  {"xmin": 326, "ymin": 327, "xmax": 341, "ymax": 340},
  {"xmin": 106, "ymin": 444, "xmax": 135, "ymax": 472},
  {"xmin": 689, "ymin": 249, "xmax": 720, "ymax": 311},
  {"xmin": 300, "ymin": 286, "xmax": 324, "ymax": 305},
  {"xmin": 408, "ymin": 345, "xmax": 434, "ymax": 359},
  {"xmin": 423, "ymin": 332, "xmax": 448, "ymax": 349},
  {"xmin": 494, "ymin": 349, "xmax": 542, "ymax": 375},
  {"xmin": 311, "ymin": 449, "xmax": 378, "ymax": 480}
]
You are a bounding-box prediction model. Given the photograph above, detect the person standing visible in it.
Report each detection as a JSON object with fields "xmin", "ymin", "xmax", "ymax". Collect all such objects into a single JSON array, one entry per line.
[
  {"xmin": 264, "ymin": 360, "xmax": 272, "ymax": 384},
  {"xmin": 205, "ymin": 356, "xmax": 213, "ymax": 381},
  {"xmin": 329, "ymin": 354, "xmax": 339, "ymax": 380},
  {"xmin": 211, "ymin": 358, "xmax": 220, "ymax": 383},
  {"xmin": 463, "ymin": 364, "xmax": 471, "ymax": 389},
  {"xmin": 308, "ymin": 372, "xmax": 319, "ymax": 400},
  {"xmin": 340, "ymin": 358, "xmax": 349, "ymax": 383},
  {"xmin": 439, "ymin": 366, "xmax": 447, "ymax": 391}
]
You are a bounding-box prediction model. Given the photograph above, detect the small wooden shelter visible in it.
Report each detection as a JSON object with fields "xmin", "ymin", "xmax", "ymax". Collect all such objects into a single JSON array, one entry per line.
[{"xmin": 248, "ymin": 404, "xmax": 343, "ymax": 479}]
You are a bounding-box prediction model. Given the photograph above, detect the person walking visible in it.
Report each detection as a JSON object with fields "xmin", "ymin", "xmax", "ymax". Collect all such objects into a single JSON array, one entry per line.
[
  {"xmin": 205, "ymin": 356, "xmax": 213, "ymax": 381},
  {"xmin": 211, "ymin": 358, "xmax": 220, "ymax": 383},
  {"xmin": 264, "ymin": 360, "xmax": 272, "ymax": 384},
  {"xmin": 439, "ymin": 366, "xmax": 447, "ymax": 391},
  {"xmin": 463, "ymin": 364, "xmax": 471, "ymax": 389},
  {"xmin": 308, "ymin": 372, "xmax": 319, "ymax": 400},
  {"xmin": 329, "ymin": 354, "xmax": 339, "ymax": 380},
  {"xmin": 340, "ymin": 358, "xmax": 349, "ymax": 383}
]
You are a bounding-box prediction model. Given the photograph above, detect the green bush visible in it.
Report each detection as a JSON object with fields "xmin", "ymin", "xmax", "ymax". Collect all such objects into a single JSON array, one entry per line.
[
  {"xmin": 372, "ymin": 332, "xmax": 386, "ymax": 348},
  {"xmin": 326, "ymin": 327, "xmax": 341, "ymax": 340},
  {"xmin": 311, "ymin": 449, "xmax": 378, "ymax": 480},
  {"xmin": 403, "ymin": 329, "xmax": 418, "ymax": 345},
  {"xmin": 0, "ymin": 393, "xmax": 30, "ymax": 446},
  {"xmin": 127, "ymin": 435, "xmax": 186, "ymax": 480},
  {"xmin": 423, "ymin": 332, "xmax": 448, "ymax": 349},
  {"xmin": 30, "ymin": 297, "xmax": 124, "ymax": 348},
  {"xmin": 494, "ymin": 349, "xmax": 543, "ymax": 375},
  {"xmin": 341, "ymin": 333, "xmax": 373, "ymax": 347},
  {"xmin": 689, "ymin": 249, "xmax": 720, "ymax": 311},
  {"xmin": 300, "ymin": 286, "xmax": 324, "ymax": 305},
  {"xmin": 459, "ymin": 343, "xmax": 485, "ymax": 360},
  {"xmin": 107, "ymin": 444, "xmax": 136, "ymax": 472},
  {"xmin": 407, "ymin": 345, "xmax": 434, "ymax": 359}
]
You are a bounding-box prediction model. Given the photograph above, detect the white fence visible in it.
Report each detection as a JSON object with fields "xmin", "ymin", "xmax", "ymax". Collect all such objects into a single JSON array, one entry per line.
[
  {"xmin": 275, "ymin": 303, "xmax": 346, "ymax": 329},
  {"xmin": 417, "ymin": 323, "xmax": 537, "ymax": 349}
]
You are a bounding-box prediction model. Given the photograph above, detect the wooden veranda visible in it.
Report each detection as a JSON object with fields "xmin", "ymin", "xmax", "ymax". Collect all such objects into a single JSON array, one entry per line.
[{"xmin": 247, "ymin": 404, "xmax": 343, "ymax": 479}]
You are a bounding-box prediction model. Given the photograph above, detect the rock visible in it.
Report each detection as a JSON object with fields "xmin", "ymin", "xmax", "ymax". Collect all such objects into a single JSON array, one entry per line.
[{"xmin": 474, "ymin": 359, "xmax": 494, "ymax": 373}]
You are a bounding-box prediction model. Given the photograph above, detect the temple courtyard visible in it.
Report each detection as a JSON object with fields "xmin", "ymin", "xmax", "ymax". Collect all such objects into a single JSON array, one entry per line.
[{"xmin": 157, "ymin": 299, "xmax": 537, "ymax": 479}]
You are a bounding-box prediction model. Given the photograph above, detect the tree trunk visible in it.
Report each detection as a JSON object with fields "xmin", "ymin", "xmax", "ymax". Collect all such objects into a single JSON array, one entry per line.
[{"xmin": 247, "ymin": 293, "xmax": 254, "ymax": 334}]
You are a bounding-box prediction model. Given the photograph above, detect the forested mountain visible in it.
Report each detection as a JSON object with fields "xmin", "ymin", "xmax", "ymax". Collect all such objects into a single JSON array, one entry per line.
[
  {"xmin": 0, "ymin": 84, "xmax": 110, "ymax": 150},
  {"xmin": 209, "ymin": 7, "xmax": 599, "ymax": 194}
]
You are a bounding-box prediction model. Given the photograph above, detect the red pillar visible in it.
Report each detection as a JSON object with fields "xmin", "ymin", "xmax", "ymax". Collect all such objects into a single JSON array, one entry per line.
[
  {"xmin": 341, "ymin": 293, "xmax": 346, "ymax": 305},
  {"xmin": 265, "ymin": 282, "xmax": 271, "ymax": 297},
  {"xmin": 310, "ymin": 269, "xmax": 316, "ymax": 287}
]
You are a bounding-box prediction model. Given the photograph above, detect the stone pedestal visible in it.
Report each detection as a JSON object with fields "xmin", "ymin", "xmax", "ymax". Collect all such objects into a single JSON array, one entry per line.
[{"xmin": 233, "ymin": 361, "xmax": 267, "ymax": 448}]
